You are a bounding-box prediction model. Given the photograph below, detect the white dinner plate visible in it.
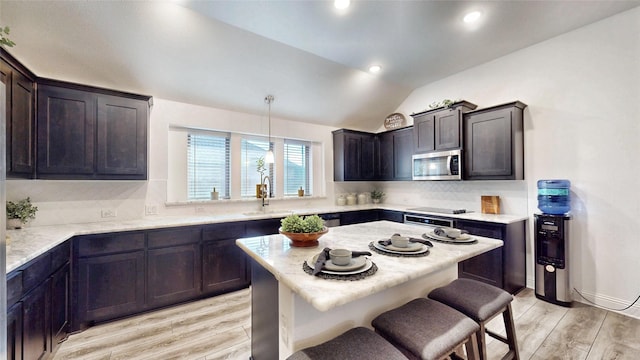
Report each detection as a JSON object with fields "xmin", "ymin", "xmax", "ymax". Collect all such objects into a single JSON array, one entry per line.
[
  {"xmin": 307, "ymin": 256, "xmax": 374, "ymax": 275},
  {"xmin": 309, "ymin": 254, "xmax": 367, "ymax": 271},
  {"xmin": 373, "ymin": 241, "xmax": 429, "ymax": 255},
  {"xmin": 424, "ymin": 231, "xmax": 476, "ymax": 244},
  {"xmin": 384, "ymin": 242, "xmax": 424, "ymax": 252}
]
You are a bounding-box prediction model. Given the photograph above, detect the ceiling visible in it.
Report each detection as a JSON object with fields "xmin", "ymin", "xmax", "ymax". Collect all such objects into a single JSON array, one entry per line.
[{"xmin": 1, "ymin": 1, "xmax": 638, "ymax": 131}]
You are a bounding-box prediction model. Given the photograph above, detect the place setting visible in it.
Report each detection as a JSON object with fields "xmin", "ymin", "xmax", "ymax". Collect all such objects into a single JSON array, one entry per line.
[
  {"xmin": 303, "ymin": 247, "xmax": 378, "ymax": 280},
  {"xmin": 369, "ymin": 233, "xmax": 432, "ymax": 257},
  {"xmin": 422, "ymin": 227, "xmax": 477, "ymax": 244}
]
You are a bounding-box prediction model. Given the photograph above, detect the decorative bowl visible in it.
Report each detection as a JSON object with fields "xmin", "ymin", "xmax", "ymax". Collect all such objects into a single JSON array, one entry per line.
[{"xmin": 279, "ymin": 227, "xmax": 328, "ymax": 247}]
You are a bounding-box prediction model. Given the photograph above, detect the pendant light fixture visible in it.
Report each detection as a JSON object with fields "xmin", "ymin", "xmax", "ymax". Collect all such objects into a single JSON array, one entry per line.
[{"xmin": 264, "ymin": 95, "xmax": 275, "ymax": 164}]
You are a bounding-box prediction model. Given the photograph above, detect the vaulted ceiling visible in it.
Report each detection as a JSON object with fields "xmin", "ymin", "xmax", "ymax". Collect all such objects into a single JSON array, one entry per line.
[{"xmin": 1, "ymin": 1, "xmax": 638, "ymax": 131}]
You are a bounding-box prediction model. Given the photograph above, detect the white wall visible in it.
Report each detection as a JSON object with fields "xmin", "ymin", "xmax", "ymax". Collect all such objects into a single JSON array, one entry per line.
[{"xmin": 391, "ymin": 7, "xmax": 640, "ymax": 317}]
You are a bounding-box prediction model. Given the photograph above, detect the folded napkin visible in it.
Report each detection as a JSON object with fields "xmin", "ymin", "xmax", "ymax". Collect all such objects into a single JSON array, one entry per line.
[
  {"xmin": 433, "ymin": 227, "xmax": 468, "ymax": 240},
  {"xmin": 379, "ymin": 233, "xmax": 433, "ymax": 248},
  {"xmin": 312, "ymin": 248, "xmax": 372, "ymax": 276}
]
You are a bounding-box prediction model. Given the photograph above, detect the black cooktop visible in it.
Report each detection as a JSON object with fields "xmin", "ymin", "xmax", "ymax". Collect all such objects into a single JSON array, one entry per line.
[{"xmin": 408, "ymin": 207, "xmax": 468, "ymax": 214}]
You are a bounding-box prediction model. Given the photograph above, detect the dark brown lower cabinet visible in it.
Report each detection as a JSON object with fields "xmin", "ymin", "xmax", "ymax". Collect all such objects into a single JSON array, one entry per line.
[
  {"xmin": 7, "ymin": 303, "xmax": 23, "ymax": 360},
  {"xmin": 455, "ymin": 219, "xmax": 526, "ymax": 294},
  {"xmin": 50, "ymin": 263, "xmax": 70, "ymax": 351},
  {"xmin": 22, "ymin": 279, "xmax": 50, "ymax": 360},
  {"xmin": 77, "ymin": 251, "xmax": 145, "ymax": 325},
  {"xmin": 147, "ymin": 244, "xmax": 202, "ymax": 307},
  {"xmin": 203, "ymin": 239, "xmax": 249, "ymax": 295}
]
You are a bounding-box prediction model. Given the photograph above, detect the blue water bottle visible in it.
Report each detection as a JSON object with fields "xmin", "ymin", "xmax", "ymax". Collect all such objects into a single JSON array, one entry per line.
[{"xmin": 537, "ymin": 179, "xmax": 571, "ymax": 215}]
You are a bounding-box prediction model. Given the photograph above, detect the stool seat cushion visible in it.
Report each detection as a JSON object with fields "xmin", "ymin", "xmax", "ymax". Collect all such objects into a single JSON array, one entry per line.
[
  {"xmin": 286, "ymin": 327, "xmax": 408, "ymax": 360},
  {"xmin": 372, "ymin": 298, "xmax": 479, "ymax": 360},
  {"xmin": 428, "ymin": 278, "xmax": 513, "ymax": 322}
]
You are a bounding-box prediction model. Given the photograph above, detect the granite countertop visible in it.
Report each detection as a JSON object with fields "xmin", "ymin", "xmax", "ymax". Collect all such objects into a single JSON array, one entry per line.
[
  {"xmin": 236, "ymin": 221, "xmax": 502, "ymax": 312},
  {"xmin": 5, "ymin": 203, "xmax": 524, "ymax": 273}
]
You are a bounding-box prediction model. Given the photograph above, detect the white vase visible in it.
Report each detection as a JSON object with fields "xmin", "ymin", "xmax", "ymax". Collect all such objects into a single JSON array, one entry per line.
[
  {"xmin": 372, "ymin": 198, "xmax": 381, "ymax": 204},
  {"xmin": 7, "ymin": 218, "xmax": 23, "ymax": 230}
]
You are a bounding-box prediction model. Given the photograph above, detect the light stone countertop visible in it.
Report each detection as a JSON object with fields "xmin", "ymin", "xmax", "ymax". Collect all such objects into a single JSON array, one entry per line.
[
  {"xmin": 235, "ymin": 220, "xmax": 503, "ymax": 312},
  {"xmin": 5, "ymin": 203, "xmax": 523, "ymax": 273}
]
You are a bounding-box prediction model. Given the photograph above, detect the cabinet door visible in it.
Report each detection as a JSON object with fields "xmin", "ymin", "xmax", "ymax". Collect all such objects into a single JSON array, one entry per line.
[
  {"xmin": 50, "ymin": 263, "xmax": 70, "ymax": 352},
  {"xmin": 456, "ymin": 221, "xmax": 505, "ymax": 289},
  {"xmin": 203, "ymin": 239, "xmax": 249, "ymax": 295},
  {"xmin": 340, "ymin": 210, "xmax": 379, "ymax": 225},
  {"xmin": 393, "ymin": 127, "xmax": 414, "ymax": 180},
  {"xmin": 147, "ymin": 244, "xmax": 202, "ymax": 307},
  {"xmin": 434, "ymin": 108, "xmax": 461, "ymax": 150},
  {"xmin": 464, "ymin": 108, "xmax": 514, "ymax": 179},
  {"xmin": 37, "ymin": 85, "xmax": 96, "ymax": 175},
  {"xmin": 360, "ymin": 134, "xmax": 376, "ymax": 180},
  {"xmin": 9, "ymin": 70, "xmax": 35, "ymax": 176},
  {"xmin": 7, "ymin": 302, "xmax": 23, "ymax": 360},
  {"xmin": 245, "ymin": 219, "xmax": 281, "ymax": 237},
  {"xmin": 413, "ymin": 114, "xmax": 435, "ymax": 153},
  {"xmin": 23, "ymin": 279, "xmax": 50, "ymax": 360},
  {"xmin": 96, "ymin": 95, "xmax": 147, "ymax": 178},
  {"xmin": 77, "ymin": 251, "xmax": 145, "ymax": 323},
  {"xmin": 377, "ymin": 132, "xmax": 394, "ymax": 180},
  {"xmin": 378, "ymin": 210, "xmax": 404, "ymax": 223}
]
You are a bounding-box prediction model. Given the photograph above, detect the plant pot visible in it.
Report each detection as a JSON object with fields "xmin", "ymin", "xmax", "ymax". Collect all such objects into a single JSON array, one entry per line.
[
  {"xmin": 279, "ymin": 227, "xmax": 328, "ymax": 248},
  {"xmin": 7, "ymin": 218, "xmax": 24, "ymax": 230},
  {"xmin": 372, "ymin": 198, "xmax": 381, "ymax": 204},
  {"xmin": 256, "ymin": 184, "xmax": 264, "ymax": 198}
]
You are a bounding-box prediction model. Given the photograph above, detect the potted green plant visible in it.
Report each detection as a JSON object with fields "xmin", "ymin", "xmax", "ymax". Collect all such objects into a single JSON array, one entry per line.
[
  {"xmin": 371, "ymin": 189, "xmax": 385, "ymax": 204},
  {"xmin": 256, "ymin": 156, "xmax": 266, "ymax": 198},
  {"xmin": 279, "ymin": 214, "xmax": 328, "ymax": 247},
  {"xmin": 0, "ymin": 25, "xmax": 16, "ymax": 48},
  {"xmin": 6, "ymin": 197, "xmax": 38, "ymax": 229}
]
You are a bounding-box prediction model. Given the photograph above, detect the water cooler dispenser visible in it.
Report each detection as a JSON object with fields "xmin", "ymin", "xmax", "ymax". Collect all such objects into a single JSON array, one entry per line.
[{"xmin": 535, "ymin": 180, "xmax": 572, "ymax": 306}]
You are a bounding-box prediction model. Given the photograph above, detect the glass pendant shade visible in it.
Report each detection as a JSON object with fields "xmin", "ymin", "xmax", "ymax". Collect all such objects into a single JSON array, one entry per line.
[{"xmin": 265, "ymin": 150, "xmax": 275, "ymax": 164}]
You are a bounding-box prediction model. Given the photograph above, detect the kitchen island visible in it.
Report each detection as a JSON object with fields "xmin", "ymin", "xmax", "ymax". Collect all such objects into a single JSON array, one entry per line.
[{"xmin": 236, "ymin": 220, "xmax": 503, "ymax": 360}]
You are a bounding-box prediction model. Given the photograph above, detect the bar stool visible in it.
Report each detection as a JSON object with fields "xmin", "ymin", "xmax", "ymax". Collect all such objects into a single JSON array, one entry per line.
[
  {"xmin": 371, "ymin": 298, "xmax": 480, "ymax": 360},
  {"xmin": 286, "ymin": 327, "xmax": 409, "ymax": 360},
  {"xmin": 428, "ymin": 278, "xmax": 520, "ymax": 360}
]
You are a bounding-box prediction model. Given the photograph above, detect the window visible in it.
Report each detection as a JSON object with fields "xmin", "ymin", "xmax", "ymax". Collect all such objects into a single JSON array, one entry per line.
[
  {"xmin": 187, "ymin": 132, "xmax": 230, "ymax": 200},
  {"xmin": 241, "ymin": 138, "xmax": 274, "ymax": 197},
  {"xmin": 284, "ymin": 140, "xmax": 311, "ymax": 196}
]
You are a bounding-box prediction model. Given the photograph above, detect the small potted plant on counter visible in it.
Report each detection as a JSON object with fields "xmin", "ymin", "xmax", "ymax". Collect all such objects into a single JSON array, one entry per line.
[
  {"xmin": 6, "ymin": 197, "xmax": 38, "ymax": 229},
  {"xmin": 371, "ymin": 189, "xmax": 385, "ymax": 204},
  {"xmin": 279, "ymin": 214, "xmax": 328, "ymax": 247}
]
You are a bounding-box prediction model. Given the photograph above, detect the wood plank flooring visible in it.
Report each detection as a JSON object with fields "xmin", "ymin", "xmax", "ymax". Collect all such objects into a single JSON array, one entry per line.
[{"xmin": 54, "ymin": 287, "xmax": 640, "ymax": 360}]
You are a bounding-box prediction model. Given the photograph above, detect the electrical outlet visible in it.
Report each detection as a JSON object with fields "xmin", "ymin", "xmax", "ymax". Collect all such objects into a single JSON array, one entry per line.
[
  {"xmin": 101, "ymin": 209, "xmax": 117, "ymax": 218},
  {"xmin": 145, "ymin": 205, "xmax": 158, "ymax": 215}
]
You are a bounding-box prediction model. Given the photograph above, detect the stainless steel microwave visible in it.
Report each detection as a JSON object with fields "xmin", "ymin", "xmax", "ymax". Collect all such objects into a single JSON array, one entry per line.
[{"xmin": 412, "ymin": 149, "xmax": 462, "ymax": 180}]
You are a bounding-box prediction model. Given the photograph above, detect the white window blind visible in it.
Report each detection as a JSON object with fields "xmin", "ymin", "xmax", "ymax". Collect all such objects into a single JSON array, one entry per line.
[
  {"xmin": 187, "ymin": 132, "xmax": 230, "ymax": 200},
  {"xmin": 241, "ymin": 138, "xmax": 274, "ymax": 197},
  {"xmin": 284, "ymin": 140, "xmax": 311, "ymax": 196}
]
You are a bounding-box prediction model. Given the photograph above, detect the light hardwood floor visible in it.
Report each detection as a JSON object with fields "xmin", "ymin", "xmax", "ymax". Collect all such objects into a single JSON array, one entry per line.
[{"xmin": 54, "ymin": 287, "xmax": 640, "ymax": 360}]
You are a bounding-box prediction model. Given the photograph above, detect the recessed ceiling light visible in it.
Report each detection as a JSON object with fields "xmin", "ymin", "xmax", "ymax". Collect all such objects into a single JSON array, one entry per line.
[
  {"xmin": 463, "ymin": 11, "xmax": 482, "ymax": 23},
  {"xmin": 334, "ymin": 0, "xmax": 350, "ymax": 10},
  {"xmin": 369, "ymin": 65, "xmax": 382, "ymax": 73}
]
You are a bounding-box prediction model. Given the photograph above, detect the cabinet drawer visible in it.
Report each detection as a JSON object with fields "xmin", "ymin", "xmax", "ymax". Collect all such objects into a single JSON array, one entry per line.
[
  {"xmin": 455, "ymin": 220, "xmax": 504, "ymax": 240},
  {"xmin": 77, "ymin": 232, "xmax": 145, "ymax": 257},
  {"xmin": 203, "ymin": 223, "xmax": 245, "ymax": 241},
  {"xmin": 147, "ymin": 227, "xmax": 201, "ymax": 248},
  {"xmin": 6, "ymin": 271, "xmax": 23, "ymax": 307},
  {"xmin": 51, "ymin": 240, "xmax": 71, "ymax": 271}
]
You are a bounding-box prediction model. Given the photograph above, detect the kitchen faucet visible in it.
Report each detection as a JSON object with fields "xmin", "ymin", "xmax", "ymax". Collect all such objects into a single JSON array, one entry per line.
[{"xmin": 261, "ymin": 175, "xmax": 272, "ymax": 207}]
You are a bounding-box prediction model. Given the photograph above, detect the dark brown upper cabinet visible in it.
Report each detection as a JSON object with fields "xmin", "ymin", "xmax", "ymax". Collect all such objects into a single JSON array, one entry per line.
[
  {"xmin": 378, "ymin": 127, "xmax": 414, "ymax": 181},
  {"xmin": 411, "ymin": 101, "xmax": 477, "ymax": 154},
  {"xmin": 37, "ymin": 79, "xmax": 151, "ymax": 180},
  {"xmin": 1, "ymin": 48, "xmax": 36, "ymax": 178},
  {"xmin": 463, "ymin": 101, "xmax": 527, "ymax": 180},
  {"xmin": 333, "ymin": 129, "xmax": 377, "ymax": 181}
]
